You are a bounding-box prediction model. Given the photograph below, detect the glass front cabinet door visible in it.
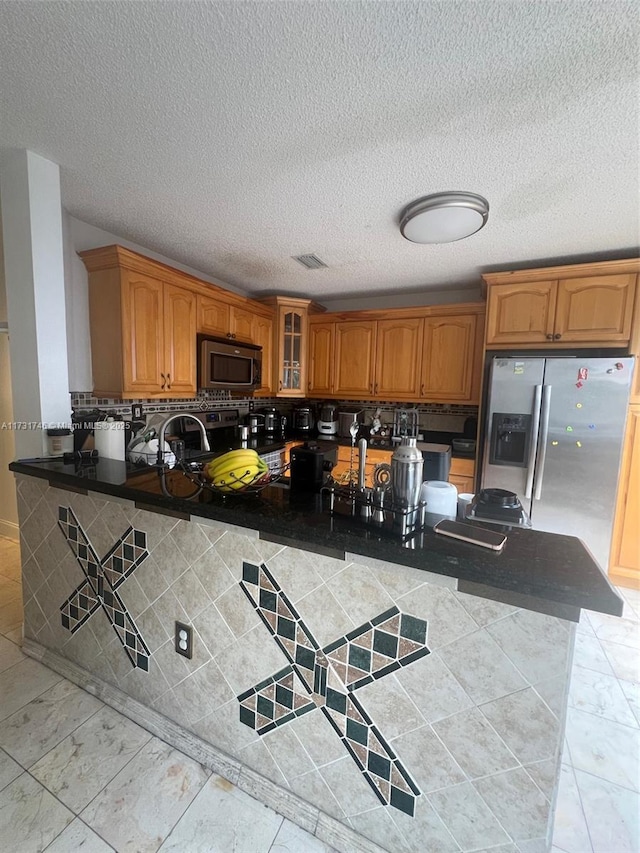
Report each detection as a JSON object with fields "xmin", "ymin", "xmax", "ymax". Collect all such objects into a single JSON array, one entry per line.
[
  {"xmin": 281, "ymin": 307, "xmax": 303, "ymax": 393},
  {"xmin": 261, "ymin": 297, "xmax": 325, "ymax": 397}
]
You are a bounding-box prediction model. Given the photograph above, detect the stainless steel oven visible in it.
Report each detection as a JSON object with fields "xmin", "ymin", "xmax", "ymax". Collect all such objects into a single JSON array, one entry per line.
[{"xmin": 198, "ymin": 335, "xmax": 262, "ymax": 391}]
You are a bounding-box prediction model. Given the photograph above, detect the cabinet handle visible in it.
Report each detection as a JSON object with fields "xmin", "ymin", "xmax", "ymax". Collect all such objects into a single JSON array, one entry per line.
[
  {"xmin": 374, "ymin": 383, "xmax": 378, "ymax": 393},
  {"xmin": 279, "ymin": 380, "xmax": 283, "ymax": 391},
  {"xmin": 167, "ymin": 373, "xmax": 171, "ymax": 389},
  {"xmin": 160, "ymin": 372, "xmax": 166, "ymax": 390},
  {"xmin": 232, "ymin": 333, "xmax": 236, "ymax": 339},
  {"xmin": 554, "ymin": 333, "xmax": 562, "ymax": 340},
  {"xmin": 226, "ymin": 332, "xmax": 232, "ymax": 338},
  {"xmin": 546, "ymin": 334, "xmax": 553, "ymax": 340},
  {"xmin": 421, "ymin": 384, "xmax": 425, "ymax": 396}
]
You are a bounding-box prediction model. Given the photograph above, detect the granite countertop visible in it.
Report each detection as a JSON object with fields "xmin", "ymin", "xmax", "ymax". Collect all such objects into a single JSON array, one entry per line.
[{"xmin": 9, "ymin": 455, "xmax": 622, "ymax": 621}]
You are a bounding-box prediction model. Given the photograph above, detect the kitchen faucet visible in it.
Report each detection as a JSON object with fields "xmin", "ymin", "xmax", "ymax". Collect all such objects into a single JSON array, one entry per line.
[{"xmin": 156, "ymin": 412, "xmax": 210, "ymax": 466}]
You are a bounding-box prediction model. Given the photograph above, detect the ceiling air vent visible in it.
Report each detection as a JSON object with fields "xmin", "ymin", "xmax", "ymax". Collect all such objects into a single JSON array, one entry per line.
[{"xmin": 293, "ymin": 253, "xmax": 328, "ymax": 270}]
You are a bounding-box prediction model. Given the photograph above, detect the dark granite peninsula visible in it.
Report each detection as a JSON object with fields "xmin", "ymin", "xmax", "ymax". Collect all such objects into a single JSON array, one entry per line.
[{"xmin": 10, "ymin": 458, "xmax": 622, "ymax": 853}]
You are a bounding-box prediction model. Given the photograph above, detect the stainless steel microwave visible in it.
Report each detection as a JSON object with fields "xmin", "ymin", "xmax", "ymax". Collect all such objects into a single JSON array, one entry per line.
[{"xmin": 197, "ymin": 335, "xmax": 262, "ymax": 391}]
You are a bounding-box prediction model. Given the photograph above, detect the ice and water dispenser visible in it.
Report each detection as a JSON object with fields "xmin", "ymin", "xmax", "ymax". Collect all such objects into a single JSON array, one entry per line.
[{"xmin": 489, "ymin": 413, "xmax": 532, "ymax": 467}]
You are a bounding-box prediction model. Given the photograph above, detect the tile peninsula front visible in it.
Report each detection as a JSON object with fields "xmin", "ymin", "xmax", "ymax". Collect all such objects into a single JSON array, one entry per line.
[{"xmin": 11, "ymin": 469, "xmax": 599, "ymax": 853}]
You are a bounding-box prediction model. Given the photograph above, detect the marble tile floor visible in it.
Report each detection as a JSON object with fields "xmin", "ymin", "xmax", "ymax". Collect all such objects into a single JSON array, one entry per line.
[{"xmin": 0, "ymin": 535, "xmax": 638, "ymax": 852}]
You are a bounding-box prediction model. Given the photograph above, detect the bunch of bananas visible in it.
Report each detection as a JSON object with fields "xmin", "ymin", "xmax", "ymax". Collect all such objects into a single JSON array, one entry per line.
[{"xmin": 204, "ymin": 449, "xmax": 269, "ymax": 493}]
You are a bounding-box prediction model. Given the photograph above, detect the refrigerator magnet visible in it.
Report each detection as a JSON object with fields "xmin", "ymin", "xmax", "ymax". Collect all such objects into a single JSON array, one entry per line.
[{"xmin": 578, "ymin": 367, "xmax": 589, "ymax": 381}]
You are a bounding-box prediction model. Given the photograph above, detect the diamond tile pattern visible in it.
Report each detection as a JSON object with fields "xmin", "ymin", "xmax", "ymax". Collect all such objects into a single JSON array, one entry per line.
[
  {"xmin": 238, "ymin": 561, "xmax": 429, "ymax": 816},
  {"xmin": 58, "ymin": 507, "xmax": 151, "ymax": 670}
]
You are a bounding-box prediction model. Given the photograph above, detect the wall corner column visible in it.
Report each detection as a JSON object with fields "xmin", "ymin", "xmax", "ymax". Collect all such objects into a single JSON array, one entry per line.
[{"xmin": 0, "ymin": 150, "xmax": 70, "ymax": 458}]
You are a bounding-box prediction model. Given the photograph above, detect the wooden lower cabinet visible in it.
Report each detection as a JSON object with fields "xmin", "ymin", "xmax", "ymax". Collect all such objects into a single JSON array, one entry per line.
[
  {"xmin": 286, "ymin": 445, "xmax": 476, "ymax": 494},
  {"xmin": 609, "ymin": 405, "xmax": 640, "ymax": 589},
  {"xmin": 448, "ymin": 457, "xmax": 475, "ymax": 495},
  {"xmin": 331, "ymin": 447, "xmax": 392, "ymax": 488}
]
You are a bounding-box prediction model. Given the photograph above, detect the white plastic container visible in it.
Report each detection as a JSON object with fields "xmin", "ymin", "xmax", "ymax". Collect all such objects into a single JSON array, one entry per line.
[
  {"xmin": 421, "ymin": 480, "xmax": 457, "ymax": 518},
  {"xmin": 457, "ymin": 493, "xmax": 475, "ymax": 519},
  {"xmin": 94, "ymin": 417, "xmax": 126, "ymax": 461}
]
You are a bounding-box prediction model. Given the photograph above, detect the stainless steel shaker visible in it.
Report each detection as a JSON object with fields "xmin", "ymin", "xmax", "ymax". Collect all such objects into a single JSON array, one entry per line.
[{"xmin": 390, "ymin": 437, "xmax": 424, "ymax": 510}]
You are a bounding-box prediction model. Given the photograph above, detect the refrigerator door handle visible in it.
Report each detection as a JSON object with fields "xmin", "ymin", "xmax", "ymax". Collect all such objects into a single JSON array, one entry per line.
[
  {"xmin": 524, "ymin": 384, "xmax": 543, "ymax": 500},
  {"xmin": 533, "ymin": 384, "xmax": 552, "ymax": 500}
]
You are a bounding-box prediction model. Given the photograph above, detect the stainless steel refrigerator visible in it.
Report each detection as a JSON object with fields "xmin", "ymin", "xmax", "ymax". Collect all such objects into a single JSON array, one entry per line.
[{"xmin": 480, "ymin": 355, "xmax": 634, "ymax": 570}]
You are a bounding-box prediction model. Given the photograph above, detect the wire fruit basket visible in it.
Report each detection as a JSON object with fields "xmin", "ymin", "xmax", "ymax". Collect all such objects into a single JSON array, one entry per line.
[{"xmin": 176, "ymin": 459, "xmax": 290, "ymax": 497}]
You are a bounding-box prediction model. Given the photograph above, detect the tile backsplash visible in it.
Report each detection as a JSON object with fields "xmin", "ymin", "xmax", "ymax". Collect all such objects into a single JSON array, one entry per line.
[{"xmin": 70, "ymin": 392, "xmax": 478, "ymax": 435}]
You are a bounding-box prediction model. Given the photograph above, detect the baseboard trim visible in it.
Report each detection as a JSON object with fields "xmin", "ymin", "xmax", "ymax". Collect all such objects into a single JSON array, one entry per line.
[
  {"xmin": 0, "ymin": 519, "xmax": 19, "ymax": 541},
  {"xmin": 21, "ymin": 638, "xmax": 387, "ymax": 853}
]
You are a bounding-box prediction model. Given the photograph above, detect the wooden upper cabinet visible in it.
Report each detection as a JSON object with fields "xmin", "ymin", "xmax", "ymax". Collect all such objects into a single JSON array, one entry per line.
[
  {"xmin": 252, "ymin": 312, "xmax": 274, "ymax": 395},
  {"xmin": 122, "ymin": 272, "xmax": 165, "ymax": 394},
  {"xmin": 554, "ymin": 275, "xmax": 636, "ymax": 343},
  {"xmin": 485, "ymin": 281, "xmax": 557, "ymax": 345},
  {"xmin": 629, "ymin": 278, "xmax": 640, "ymax": 405},
  {"xmin": 163, "ymin": 284, "xmax": 196, "ymax": 395},
  {"xmin": 197, "ymin": 295, "xmax": 231, "ymax": 337},
  {"xmin": 375, "ymin": 318, "xmax": 423, "ymax": 398},
  {"xmin": 229, "ymin": 305, "xmax": 255, "ymax": 343},
  {"xmin": 309, "ymin": 307, "xmax": 484, "ymax": 403},
  {"xmin": 82, "ymin": 244, "xmax": 269, "ymax": 399},
  {"xmin": 259, "ymin": 296, "xmax": 324, "ymax": 397},
  {"xmin": 117, "ymin": 271, "xmax": 196, "ymax": 398},
  {"xmin": 308, "ymin": 322, "xmax": 335, "ymax": 395},
  {"xmin": 334, "ymin": 321, "xmax": 377, "ymax": 397},
  {"xmin": 483, "ymin": 261, "xmax": 639, "ymax": 348},
  {"xmin": 421, "ymin": 315, "xmax": 477, "ymax": 401}
]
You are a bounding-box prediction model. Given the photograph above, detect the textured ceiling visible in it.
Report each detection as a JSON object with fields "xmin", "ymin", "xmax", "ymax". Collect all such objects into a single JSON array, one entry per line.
[{"xmin": 0, "ymin": 1, "xmax": 638, "ymax": 301}]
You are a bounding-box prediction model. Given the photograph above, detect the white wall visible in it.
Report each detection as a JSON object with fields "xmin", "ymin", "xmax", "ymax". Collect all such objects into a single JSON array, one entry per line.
[
  {"xmin": 1, "ymin": 151, "xmax": 70, "ymax": 459},
  {"xmin": 65, "ymin": 216, "xmax": 249, "ymax": 391},
  {"xmin": 0, "ymin": 215, "xmax": 18, "ymax": 539}
]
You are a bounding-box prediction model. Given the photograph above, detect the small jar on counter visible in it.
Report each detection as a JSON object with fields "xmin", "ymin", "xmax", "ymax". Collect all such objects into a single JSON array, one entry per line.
[{"xmin": 46, "ymin": 428, "xmax": 73, "ymax": 457}]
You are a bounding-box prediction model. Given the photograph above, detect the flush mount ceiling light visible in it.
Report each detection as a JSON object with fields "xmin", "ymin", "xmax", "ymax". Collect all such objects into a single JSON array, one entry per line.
[{"xmin": 400, "ymin": 191, "xmax": 489, "ymax": 244}]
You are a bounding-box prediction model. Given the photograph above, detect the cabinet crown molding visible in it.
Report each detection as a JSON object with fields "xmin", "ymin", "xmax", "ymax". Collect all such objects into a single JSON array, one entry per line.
[
  {"xmin": 259, "ymin": 294, "xmax": 326, "ymax": 314},
  {"xmin": 310, "ymin": 301, "xmax": 486, "ymax": 324},
  {"xmin": 482, "ymin": 257, "xmax": 640, "ymax": 289},
  {"xmin": 78, "ymin": 244, "xmax": 272, "ymax": 315}
]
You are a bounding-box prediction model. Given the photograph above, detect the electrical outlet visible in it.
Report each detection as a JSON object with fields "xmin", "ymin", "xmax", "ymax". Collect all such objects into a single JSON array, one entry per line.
[
  {"xmin": 131, "ymin": 403, "xmax": 143, "ymax": 420},
  {"xmin": 174, "ymin": 621, "xmax": 193, "ymax": 659}
]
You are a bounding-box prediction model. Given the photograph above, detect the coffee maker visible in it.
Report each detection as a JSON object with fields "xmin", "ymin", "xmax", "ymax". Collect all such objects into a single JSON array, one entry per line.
[
  {"xmin": 292, "ymin": 405, "xmax": 315, "ymax": 434},
  {"xmin": 317, "ymin": 403, "xmax": 338, "ymax": 436},
  {"xmin": 261, "ymin": 407, "xmax": 282, "ymax": 435},
  {"xmin": 290, "ymin": 442, "xmax": 337, "ymax": 492}
]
